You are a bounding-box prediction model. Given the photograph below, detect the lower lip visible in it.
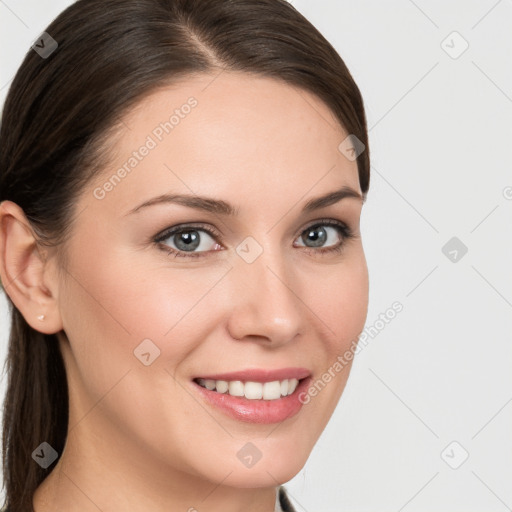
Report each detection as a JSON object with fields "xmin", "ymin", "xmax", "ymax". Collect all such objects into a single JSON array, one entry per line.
[{"xmin": 192, "ymin": 377, "xmax": 312, "ymax": 424}]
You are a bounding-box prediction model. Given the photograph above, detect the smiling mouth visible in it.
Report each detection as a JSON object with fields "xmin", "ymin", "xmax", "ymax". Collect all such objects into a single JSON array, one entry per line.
[{"xmin": 193, "ymin": 377, "xmax": 302, "ymax": 400}]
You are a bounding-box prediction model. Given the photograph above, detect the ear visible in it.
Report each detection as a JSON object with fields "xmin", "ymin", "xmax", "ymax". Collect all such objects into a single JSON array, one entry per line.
[{"xmin": 0, "ymin": 200, "xmax": 63, "ymax": 334}]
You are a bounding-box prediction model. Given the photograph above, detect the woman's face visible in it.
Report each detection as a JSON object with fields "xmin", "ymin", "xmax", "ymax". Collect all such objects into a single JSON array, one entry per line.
[{"xmin": 51, "ymin": 71, "xmax": 368, "ymax": 490}]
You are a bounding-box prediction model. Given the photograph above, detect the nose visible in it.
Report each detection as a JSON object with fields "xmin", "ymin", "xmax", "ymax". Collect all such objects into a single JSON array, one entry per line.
[{"xmin": 226, "ymin": 245, "xmax": 306, "ymax": 347}]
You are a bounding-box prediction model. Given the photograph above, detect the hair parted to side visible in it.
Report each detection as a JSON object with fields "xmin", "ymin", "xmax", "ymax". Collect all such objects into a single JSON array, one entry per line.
[{"xmin": 0, "ymin": 0, "xmax": 370, "ymax": 510}]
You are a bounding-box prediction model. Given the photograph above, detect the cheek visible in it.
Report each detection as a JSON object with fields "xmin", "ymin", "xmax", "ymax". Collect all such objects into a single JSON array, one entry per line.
[
  {"xmin": 299, "ymin": 251, "xmax": 368, "ymax": 414},
  {"xmin": 57, "ymin": 249, "xmax": 227, "ymax": 460},
  {"xmin": 59, "ymin": 246, "xmax": 231, "ymax": 372},
  {"xmin": 308, "ymin": 249, "xmax": 369, "ymax": 353}
]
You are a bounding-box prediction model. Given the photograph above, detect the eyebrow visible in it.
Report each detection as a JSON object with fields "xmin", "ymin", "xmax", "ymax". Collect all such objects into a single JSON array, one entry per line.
[{"xmin": 126, "ymin": 185, "xmax": 363, "ymax": 217}]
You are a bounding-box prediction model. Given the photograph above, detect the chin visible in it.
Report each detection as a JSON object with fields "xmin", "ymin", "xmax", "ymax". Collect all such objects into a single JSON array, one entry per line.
[
  {"xmin": 219, "ymin": 459, "xmax": 306, "ymax": 489},
  {"xmin": 204, "ymin": 436, "xmax": 312, "ymax": 489}
]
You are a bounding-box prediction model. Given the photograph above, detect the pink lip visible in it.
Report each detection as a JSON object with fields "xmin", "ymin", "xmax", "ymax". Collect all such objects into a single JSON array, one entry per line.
[
  {"xmin": 193, "ymin": 367, "xmax": 311, "ymax": 383},
  {"xmin": 191, "ymin": 374, "xmax": 312, "ymax": 424}
]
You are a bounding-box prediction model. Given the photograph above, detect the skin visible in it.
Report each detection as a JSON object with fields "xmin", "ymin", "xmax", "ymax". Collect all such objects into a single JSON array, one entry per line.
[{"xmin": 0, "ymin": 71, "xmax": 369, "ymax": 512}]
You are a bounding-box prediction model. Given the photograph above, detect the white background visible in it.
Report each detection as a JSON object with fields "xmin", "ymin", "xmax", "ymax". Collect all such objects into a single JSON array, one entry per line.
[{"xmin": 1, "ymin": 1, "xmax": 511, "ymax": 511}]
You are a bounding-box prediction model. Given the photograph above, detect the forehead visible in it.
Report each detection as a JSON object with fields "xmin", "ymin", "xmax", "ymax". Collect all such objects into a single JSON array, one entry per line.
[{"xmin": 88, "ymin": 71, "xmax": 360, "ymax": 215}]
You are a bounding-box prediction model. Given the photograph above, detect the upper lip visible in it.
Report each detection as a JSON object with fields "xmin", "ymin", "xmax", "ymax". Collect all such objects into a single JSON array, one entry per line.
[{"xmin": 193, "ymin": 367, "xmax": 311, "ymax": 383}]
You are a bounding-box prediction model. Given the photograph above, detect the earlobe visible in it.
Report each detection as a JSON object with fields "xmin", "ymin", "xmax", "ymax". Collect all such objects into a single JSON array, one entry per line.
[{"xmin": 0, "ymin": 200, "xmax": 63, "ymax": 334}]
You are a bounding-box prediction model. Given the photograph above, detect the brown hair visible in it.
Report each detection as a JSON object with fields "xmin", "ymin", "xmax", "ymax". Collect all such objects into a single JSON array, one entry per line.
[{"xmin": 0, "ymin": 0, "xmax": 370, "ymax": 509}]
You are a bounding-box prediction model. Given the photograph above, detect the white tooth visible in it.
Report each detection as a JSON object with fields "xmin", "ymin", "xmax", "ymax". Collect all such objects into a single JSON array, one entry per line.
[
  {"xmin": 204, "ymin": 379, "xmax": 216, "ymax": 390},
  {"xmin": 244, "ymin": 381, "xmax": 263, "ymax": 400},
  {"xmin": 199, "ymin": 377, "xmax": 300, "ymax": 399},
  {"xmin": 287, "ymin": 378, "xmax": 299, "ymax": 395},
  {"xmin": 228, "ymin": 380, "xmax": 244, "ymax": 397},
  {"xmin": 215, "ymin": 380, "xmax": 228, "ymax": 393},
  {"xmin": 263, "ymin": 381, "xmax": 282, "ymax": 400}
]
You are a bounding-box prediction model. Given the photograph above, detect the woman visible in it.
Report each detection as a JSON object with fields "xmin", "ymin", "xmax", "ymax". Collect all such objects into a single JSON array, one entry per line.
[{"xmin": 0, "ymin": 0, "xmax": 370, "ymax": 510}]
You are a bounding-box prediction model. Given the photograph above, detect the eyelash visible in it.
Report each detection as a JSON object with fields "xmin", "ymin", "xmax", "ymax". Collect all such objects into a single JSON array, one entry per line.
[{"xmin": 153, "ymin": 219, "xmax": 356, "ymax": 259}]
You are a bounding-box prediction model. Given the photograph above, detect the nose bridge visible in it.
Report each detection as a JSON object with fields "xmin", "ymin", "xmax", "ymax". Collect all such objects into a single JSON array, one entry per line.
[{"xmin": 227, "ymin": 239, "xmax": 304, "ymax": 344}]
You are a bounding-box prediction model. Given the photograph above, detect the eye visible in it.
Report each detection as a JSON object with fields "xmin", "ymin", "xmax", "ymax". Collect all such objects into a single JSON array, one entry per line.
[
  {"xmin": 154, "ymin": 223, "xmax": 221, "ymax": 258},
  {"xmin": 294, "ymin": 219, "xmax": 355, "ymax": 256}
]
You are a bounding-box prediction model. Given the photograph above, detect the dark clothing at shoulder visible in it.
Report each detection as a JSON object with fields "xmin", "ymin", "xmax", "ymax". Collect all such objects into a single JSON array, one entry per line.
[{"xmin": 279, "ymin": 485, "xmax": 297, "ymax": 512}]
